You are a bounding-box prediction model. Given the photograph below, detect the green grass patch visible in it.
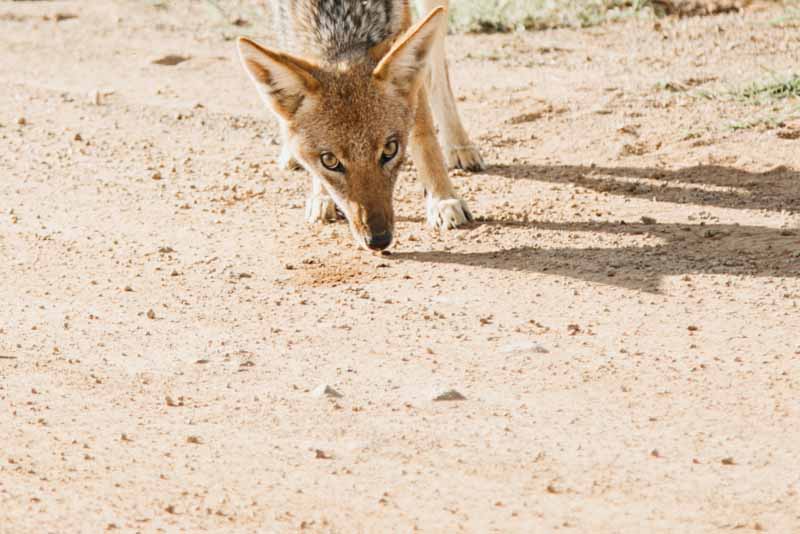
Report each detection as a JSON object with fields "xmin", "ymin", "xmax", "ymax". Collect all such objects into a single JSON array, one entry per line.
[
  {"xmin": 447, "ymin": 0, "xmax": 657, "ymax": 33},
  {"xmin": 692, "ymin": 72, "xmax": 800, "ymax": 104},
  {"xmin": 729, "ymin": 78, "xmax": 800, "ymax": 130},
  {"xmin": 680, "ymin": 72, "xmax": 800, "ymax": 131},
  {"xmin": 735, "ymin": 73, "xmax": 800, "ymax": 103}
]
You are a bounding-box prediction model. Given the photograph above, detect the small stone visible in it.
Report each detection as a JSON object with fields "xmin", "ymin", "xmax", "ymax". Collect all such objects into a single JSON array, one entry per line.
[
  {"xmin": 721, "ymin": 457, "xmax": 735, "ymax": 465},
  {"xmin": 314, "ymin": 449, "xmax": 332, "ymax": 459},
  {"xmin": 641, "ymin": 216, "xmax": 657, "ymax": 225},
  {"xmin": 16, "ymin": 117, "xmax": 26, "ymax": 126},
  {"xmin": 151, "ymin": 172, "xmax": 162, "ymax": 181},
  {"xmin": 433, "ymin": 389, "xmax": 466, "ymax": 401},
  {"xmin": 54, "ymin": 13, "xmax": 78, "ymax": 22},
  {"xmin": 312, "ymin": 384, "xmax": 342, "ymax": 398},
  {"xmin": 186, "ymin": 435, "xmax": 202, "ymax": 444},
  {"xmin": 73, "ymin": 133, "xmax": 83, "ymax": 142},
  {"xmin": 152, "ymin": 54, "xmax": 189, "ymax": 66},
  {"xmin": 546, "ymin": 484, "xmax": 561, "ymax": 494},
  {"xmin": 500, "ymin": 341, "xmax": 549, "ymax": 354},
  {"xmin": 146, "ymin": 309, "xmax": 156, "ymax": 320},
  {"xmin": 567, "ymin": 324, "xmax": 581, "ymax": 335}
]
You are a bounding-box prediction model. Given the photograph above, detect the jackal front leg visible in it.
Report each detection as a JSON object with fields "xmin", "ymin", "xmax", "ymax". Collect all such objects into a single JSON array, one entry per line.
[
  {"xmin": 305, "ymin": 175, "xmax": 338, "ymax": 224},
  {"xmin": 430, "ymin": 60, "xmax": 485, "ymax": 172},
  {"xmin": 415, "ymin": 0, "xmax": 485, "ymax": 171},
  {"xmin": 410, "ymin": 89, "xmax": 473, "ymax": 230}
]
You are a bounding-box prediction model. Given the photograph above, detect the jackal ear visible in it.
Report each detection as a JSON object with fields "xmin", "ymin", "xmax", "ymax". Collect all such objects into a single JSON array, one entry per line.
[
  {"xmin": 372, "ymin": 7, "xmax": 445, "ymax": 98},
  {"xmin": 237, "ymin": 37, "xmax": 320, "ymax": 119}
]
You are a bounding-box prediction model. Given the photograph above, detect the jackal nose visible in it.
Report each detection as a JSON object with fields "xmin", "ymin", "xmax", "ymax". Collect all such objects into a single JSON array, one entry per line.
[{"xmin": 366, "ymin": 231, "xmax": 392, "ymax": 251}]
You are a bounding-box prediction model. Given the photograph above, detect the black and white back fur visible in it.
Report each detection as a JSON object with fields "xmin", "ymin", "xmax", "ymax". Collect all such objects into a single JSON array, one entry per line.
[{"xmin": 269, "ymin": 0, "xmax": 409, "ymax": 63}]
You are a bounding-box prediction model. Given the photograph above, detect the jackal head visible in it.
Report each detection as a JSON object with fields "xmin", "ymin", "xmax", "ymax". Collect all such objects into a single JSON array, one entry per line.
[{"xmin": 237, "ymin": 8, "xmax": 445, "ymax": 250}]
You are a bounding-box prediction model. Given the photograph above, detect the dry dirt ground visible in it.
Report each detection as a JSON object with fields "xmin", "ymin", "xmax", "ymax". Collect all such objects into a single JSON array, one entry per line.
[{"xmin": 2, "ymin": 1, "xmax": 800, "ymax": 533}]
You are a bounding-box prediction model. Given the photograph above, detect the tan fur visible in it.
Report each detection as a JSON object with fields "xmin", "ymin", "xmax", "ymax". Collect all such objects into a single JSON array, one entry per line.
[
  {"xmin": 414, "ymin": 0, "xmax": 485, "ymax": 171},
  {"xmin": 237, "ymin": 2, "xmax": 478, "ymax": 250}
]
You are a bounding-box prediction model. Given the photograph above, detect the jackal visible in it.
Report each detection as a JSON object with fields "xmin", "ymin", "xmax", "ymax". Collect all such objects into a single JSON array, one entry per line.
[{"xmin": 237, "ymin": 0, "xmax": 484, "ymax": 250}]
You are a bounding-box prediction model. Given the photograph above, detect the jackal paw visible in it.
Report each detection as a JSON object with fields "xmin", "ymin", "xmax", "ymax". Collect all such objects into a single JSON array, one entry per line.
[
  {"xmin": 445, "ymin": 144, "xmax": 486, "ymax": 172},
  {"xmin": 426, "ymin": 196, "xmax": 473, "ymax": 230},
  {"xmin": 279, "ymin": 147, "xmax": 303, "ymax": 171},
  {"xmin": 305, "ymin": 195, "xmax": 338, "ymax": 224}
]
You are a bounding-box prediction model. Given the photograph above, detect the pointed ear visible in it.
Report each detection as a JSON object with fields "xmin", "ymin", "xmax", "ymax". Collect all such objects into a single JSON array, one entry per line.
[
  {"xmin": 237, "ymin": 37, "xmax": 320, "ymax": 119},
  {"xmin": 372, "ymin": 7, "xmax": 445, "ymax": 98}
]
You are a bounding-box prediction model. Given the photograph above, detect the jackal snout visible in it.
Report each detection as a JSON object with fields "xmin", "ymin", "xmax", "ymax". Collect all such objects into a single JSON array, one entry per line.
[{"xmin": 349, "ymin": 200, "xmax": 394, "ymax": 251}]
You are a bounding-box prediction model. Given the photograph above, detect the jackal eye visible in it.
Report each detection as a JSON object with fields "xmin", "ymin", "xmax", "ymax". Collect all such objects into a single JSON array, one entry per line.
[
  {"xmin": 381, "ymin": 140, "xmax": 399, "ymax": 165},
  {"xmin": 320, "ymin": 152, "xmax": 343, "ymax": 172}
]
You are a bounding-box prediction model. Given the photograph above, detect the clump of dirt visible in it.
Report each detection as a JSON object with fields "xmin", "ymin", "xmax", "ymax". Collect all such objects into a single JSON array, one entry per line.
[{"xmin": 290, "ymin": 263, "xmax": 382, "ymax": 287}]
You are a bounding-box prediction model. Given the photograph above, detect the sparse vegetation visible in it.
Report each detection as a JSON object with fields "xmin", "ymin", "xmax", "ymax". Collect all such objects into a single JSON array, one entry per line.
[
  {"xmin": 736, "ymin": 74, "xmax": 800, "ymax": 103},
  {"xmin": 447, "ymin": 0, "xmax": 657, "ymax": 32},
  {"xmin": 446, "ymin": 0, "xmax": 800, "ymax": 33},
  {"xmin": 687, "ymin": 71, "xmax": 800, "ymax": 130},
  {"xmin": 730, "ymin": 73, "xmax": 800, "ymax": 129}
]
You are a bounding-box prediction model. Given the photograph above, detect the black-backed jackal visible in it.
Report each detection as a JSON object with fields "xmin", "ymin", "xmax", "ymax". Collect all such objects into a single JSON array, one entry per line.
[{"xmin": 237, "ymin": 0, "xmax": 484, "ymax": 250}]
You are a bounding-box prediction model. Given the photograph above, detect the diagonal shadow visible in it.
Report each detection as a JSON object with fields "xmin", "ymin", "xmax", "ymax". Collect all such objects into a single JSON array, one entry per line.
[
  {"xmin": 485, "ymin": 163, "xmax": 800, "ymax": 213},
  {"xmin": 392, "ymin": 219, "xmax": 799, "ymax": 292}
]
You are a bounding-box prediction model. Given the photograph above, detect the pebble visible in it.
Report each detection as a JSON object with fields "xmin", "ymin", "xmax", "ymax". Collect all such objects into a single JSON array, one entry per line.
[
  {"xmin": 151, "ymin": 54, "xmax": 189, "ymax": 66},
  {"xmin": 433, "ymin": 389, "xmax": 466, "ymax": 401},
  {"xmin": 312, "ymin": 384, "xmax": 342, "ymax": 398},
  {"xmin": 500, "ymin": 341, "xmax": 549, "ymax": 354}
]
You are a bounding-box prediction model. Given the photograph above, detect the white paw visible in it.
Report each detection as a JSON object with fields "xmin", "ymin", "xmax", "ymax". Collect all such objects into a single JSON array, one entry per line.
[
  {"xmin": 279, "ymin": 146, "xmax": 303, "ymax": 171},
  {"xmin": 426, "ymin": 196, "xmax": 473, "ymax": 230},
  {"xmin": 305, "ymin": 195, "xmax": 338, "ymax": 224},
  {"xmin": 444, "ymin": 144, "xmax": 486, "ymax": 172}
]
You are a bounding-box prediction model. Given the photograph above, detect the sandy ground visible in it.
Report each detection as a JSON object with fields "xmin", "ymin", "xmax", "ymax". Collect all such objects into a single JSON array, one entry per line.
[{"xmin": 1, "ymin": 1, "xmax": 800, "ymax": 532}]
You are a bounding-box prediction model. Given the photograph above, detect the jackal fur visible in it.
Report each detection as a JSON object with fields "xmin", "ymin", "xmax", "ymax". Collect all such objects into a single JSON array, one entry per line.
[{"xmin": 237, "ymin": 0, "xmax": 483, "ymax": 250}]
